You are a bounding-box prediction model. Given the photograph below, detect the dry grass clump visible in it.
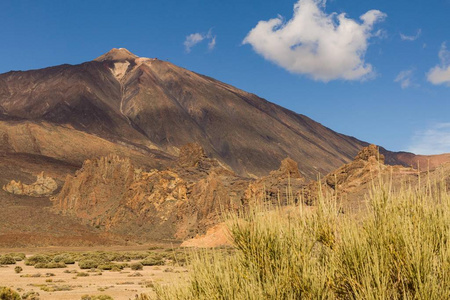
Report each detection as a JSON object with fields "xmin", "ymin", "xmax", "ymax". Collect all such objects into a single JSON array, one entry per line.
[
  {"xmin": 80, "ymin": 295, "xmax": 113, "ymax": 300},
  {"xmin": 0, "ymin": 256, "xmax": 16, "ymax": 265},
  {"xmin": 156, "ymin": 178, "xmax": 450, "ymax": 299},
  {"xmin": 131, "ymin": 262, "xmax": 143, "ymax": 270},
  {"xmin": 24, "ymin": 255, "xmax": 51, "ymax": 266},
  {"xmin": 0, "ymin": 286, "xmax": 20, "ymax": 300},
  {"xmin": 34, "ymin": 262, "xmax": 66, "ymax": 269}
]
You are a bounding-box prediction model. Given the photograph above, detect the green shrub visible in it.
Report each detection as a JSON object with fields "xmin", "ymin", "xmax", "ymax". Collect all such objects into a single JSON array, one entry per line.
[
  {"xmin": 0, "ymin": 286, "xmax": 20, "ymax": 300},
  {"xmin": 21, "ymin": 291, "xmax": 39, "ymax": 300},
  {"xmin": 124, "ymin": 252, "xmax": 149, "ymax": 260},
  {"xmin": 63, "ymin": 257, "xmax": 75, "ymax": 264},
  {"xmin": 9, "ymin": 253, "xmax": 25, "ymax": 262},
  {"xmin": 97, "ymin": 264, "xmax": 114, "ymax": 271},
  {"xmin": 130, "ymin": 262, "xmax": 143, "ymax": 270},
  {"xmin": 78, "ymin": 260, "xmax": 100, "ymax": 269},
  {"xmin": 14, "ymin": 266, "xmax": 22, "ymax": 274},
  {"xmin": 0, "ymin": 256, "xmax": 16, "ymax": 265},
  {"xmin": 53, "ymin": 254, "xmax": 75, "ymax": 264},
  {"xmin": 141, "ymin": 257, "xmax": 164, "ymax": 266},
  {"xmin": 25, "ymin": 255, "xmax": 50, "ymax": 266},
  {"xmin": 39, "ymin": 284, "xmax": 72, "ymax": 292},
  {"xmin": 52, "ymin": 255, "xmax": 65, "ymax": 263},
  {"xmin": 34, "ymin": 262, "xmax": 66, "ymax": 269}
]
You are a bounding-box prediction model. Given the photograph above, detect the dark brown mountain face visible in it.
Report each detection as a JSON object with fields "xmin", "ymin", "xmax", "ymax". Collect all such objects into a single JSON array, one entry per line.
[
  {"xmin": 0, "ymin": 48, "xmax": 363, "ymax": 179},
  {"xmin": 0, "ymin": 48, "xmax": 441, "ymax": 180}
]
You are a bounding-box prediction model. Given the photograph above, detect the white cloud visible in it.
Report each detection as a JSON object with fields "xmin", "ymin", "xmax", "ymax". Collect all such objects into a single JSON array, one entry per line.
[
  {"xmin": 184, "ymin": 33, "xmax": 205, "ymax": 53},
  {"xmin": 243, "ymin": 0, "xmax": 386, "ymax": 82},
  {"xmin": 400, "ymin": 29, "xmax": 421, "ymax": 41},
  {"xmin": 374, "ymin": 29, "xmax": 388, "ymax": 39},
  {"xmin": 394, "ymin": 68, "xmax": 418, "ymax": 89},
  {"xmin": 427, "ymin": 43, "xmax": 450, "ymax": 86},
  {"xmin": 208, "ymin": 36, "xmax": 216, "ymax": 51},
  {"xmin": 184, "ymin": 29, "xmax": 216, "ymax": 53},
  {"xmin": 408, "ymin": 123, "xmax": 450, "ymax": 155}
]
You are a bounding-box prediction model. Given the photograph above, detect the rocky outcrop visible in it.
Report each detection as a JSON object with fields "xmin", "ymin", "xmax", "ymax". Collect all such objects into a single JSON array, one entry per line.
[
  {"xmin": 3, "ymin": 172, "xmax": 57, "ymax": 197},
  {"xmin": 51, "ymin": 144, "xmax": 423, "ymax": 242},
  {"xmin": 53, "ymin": 155, "xmax": 137, "ymax": 220},
  {"xmin": 303, "ymin": 145, "xmax": 416, "ymax": 207},
  {"xmin": 177, "ymin": 143, "xmax": 208, "ymax": 168},
  {"xmin": 244, "ymin": 158, "xmax": 305, "ymax": 205},
  {"xmin": 52, "ymin": 145, "xmax": 250, "ymax": 241},
  {"xmin": 52, "ymin": 144, "xmax": 312, "ymax": 241},
  {"xmin": 181, "ymin": 223, "xmax": 232, "ymax": 248}
]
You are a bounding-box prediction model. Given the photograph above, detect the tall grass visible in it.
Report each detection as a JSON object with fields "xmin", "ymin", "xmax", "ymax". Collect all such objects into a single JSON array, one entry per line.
[{"xmin": 156, "ymin": 178, "xmax": 450, "ymax": 299}]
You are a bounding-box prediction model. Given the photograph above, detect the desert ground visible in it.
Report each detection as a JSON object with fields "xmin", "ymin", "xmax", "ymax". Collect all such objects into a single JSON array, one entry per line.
[{"xmin": 0, "ymin": 247, "xmax": 189, "ymax": 300}]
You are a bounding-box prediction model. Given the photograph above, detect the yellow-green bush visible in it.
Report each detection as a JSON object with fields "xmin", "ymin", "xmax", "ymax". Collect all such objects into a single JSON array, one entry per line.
[
  {"xmin": 0, "ymin": 287, "xmax": 20, "ymax": 300},
  {"xmin": 156, "ymin": 179, "xmax": 450, "ymax": 299},
  {"xmin": 0, "ymin": 256, "xmax": 16, "ymax": 265}
]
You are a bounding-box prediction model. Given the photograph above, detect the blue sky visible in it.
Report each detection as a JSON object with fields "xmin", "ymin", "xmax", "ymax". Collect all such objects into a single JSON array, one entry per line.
[{"xmin": 1, "ymin": 0, "xmax": 449, "ymax": 154}]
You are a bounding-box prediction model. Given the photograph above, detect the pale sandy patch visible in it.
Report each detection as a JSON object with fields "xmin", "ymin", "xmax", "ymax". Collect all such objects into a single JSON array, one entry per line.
[{"xmin": 0, "ymin": 259, "xmax": 187, "ymax": 300}]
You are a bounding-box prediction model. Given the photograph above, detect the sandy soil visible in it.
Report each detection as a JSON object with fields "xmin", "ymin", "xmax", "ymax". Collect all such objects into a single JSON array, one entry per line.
[{"xmin": 0, "ymin": 259, "xmax": 187, "ymax": 299}]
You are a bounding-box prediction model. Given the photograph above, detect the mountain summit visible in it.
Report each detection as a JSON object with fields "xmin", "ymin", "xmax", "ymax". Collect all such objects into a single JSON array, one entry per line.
[{"xmin": 94, "ymin": 48, "xmax": 139, "ymax": 62}]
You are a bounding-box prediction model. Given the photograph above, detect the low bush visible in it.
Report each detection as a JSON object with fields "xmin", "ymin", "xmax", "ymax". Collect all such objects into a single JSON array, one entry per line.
[
  {"xmin": 0, "ymin": 256, "xmax": 16, "ymax": 265},
  {"xmin": 0, "ymin": 286, "xmax": 20, "ymax": 300},
  {"xmin": 52, "ymin": 254, "xmax": 75, "ymax": 264},
  {"xmin": 78, "ymin": 260, "xmax": 100, "ymax": 269},
  {"xmin": 130, "ymin": 262, "xmax": 143, "ymax": 270},
  {"xmin": 141, "ymin": 257, "xmax": 164, "ymax": 266},
  {"xmin": 34, "ymin": 262, "xmax": 66, "ymax": 269},
  {"xmin": 21, "ymin": 291, "xmax": 39, "ymax": 300},
  {"xmin": 8, "ymin": 253, "xmax": 25, "ymax": 262},
  {"xmin": 25, "ymin": 255, "xmax": 50, "ymax": 266},
  {"xmin": 14, "ymin": 266, "xmax": 22, "ymax": 274}
]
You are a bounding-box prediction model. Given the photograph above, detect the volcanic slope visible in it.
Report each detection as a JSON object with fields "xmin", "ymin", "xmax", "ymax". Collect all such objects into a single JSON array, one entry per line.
[
  {"xmin": 0, "ymin": 48, "xmax": 445, "ymax": 179},
  {"xmin": 0, "ymin": 48, "xmax": 364, "ymax": 179}
]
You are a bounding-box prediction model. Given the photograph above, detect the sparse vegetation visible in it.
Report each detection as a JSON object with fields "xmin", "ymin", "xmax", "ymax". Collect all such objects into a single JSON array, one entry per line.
[
  {"xmin": 80, "ymin": 295, "xmax": 113, "ymax": 300},
  {"xmin": 52, "ymin": 254, "xmax": 75, "ymax": 264},
  {"xmin": 24, "ymin": 255, "xmax": 50, "ymax": 266},
  {"xmin": 0, "ymin": 249, "xmax": 177, "ymax": 299},
  {"xmin": 34, "ymin": 262, "xmax": 66, "ymax": 269},
  {"xmin": 156, "ymin": 178, "xmax": 450, "ymax": 299},
  {"xmin": 130, "ymin": 262, "xmax": 143, "ymax": 271},
  {"xmin": 0, "ymin": 286, "xmax": 20, "ymax": 300},
  {"xmin": 21, "ymin": 291, "xmax": 40, "ymax": 300},
  {"xmin": 31, "ymin": 283, "xmax": 74, "ymax": 292},
  {"xmin": 78, "ymin": 260, "xmax": 100, "ymax": 270},
  {"xmin": 0, "ymin": 256, "xmax": 16, "ymax": 265},
  {"xmin": 141, "ymin": 256, "xmax": 164, "ymax": 266}
]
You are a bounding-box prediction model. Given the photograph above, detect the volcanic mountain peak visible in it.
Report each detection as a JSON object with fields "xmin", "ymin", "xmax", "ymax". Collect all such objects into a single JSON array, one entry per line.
[{"xmin": 94, "ymin": 48, "xmax": 139, "ymax": 62}]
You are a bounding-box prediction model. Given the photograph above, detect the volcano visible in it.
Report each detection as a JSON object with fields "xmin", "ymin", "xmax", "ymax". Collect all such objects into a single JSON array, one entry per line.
[{"xmin": 0, "ymin": 48, "xmax": 380, "ymax": 179}]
